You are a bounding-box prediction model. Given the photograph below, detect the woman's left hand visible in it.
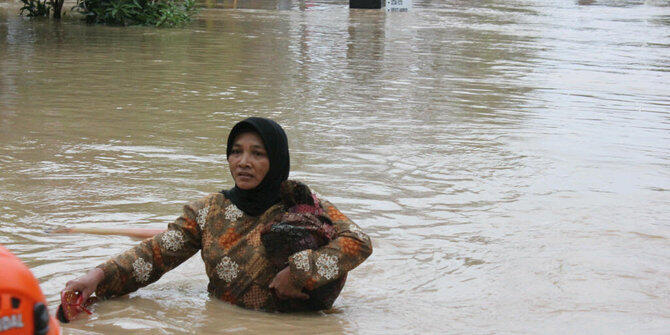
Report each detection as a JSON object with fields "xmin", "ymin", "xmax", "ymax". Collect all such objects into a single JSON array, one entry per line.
[{"xmin": 269, "ymin": 266, "xmax": 309, "ymax": 300}]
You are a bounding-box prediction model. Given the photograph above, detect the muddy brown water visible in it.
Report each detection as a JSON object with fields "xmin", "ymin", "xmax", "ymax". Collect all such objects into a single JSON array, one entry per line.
[{"xmin": 1, "ymin": 0, "xmax": 669, "ymax": 333}]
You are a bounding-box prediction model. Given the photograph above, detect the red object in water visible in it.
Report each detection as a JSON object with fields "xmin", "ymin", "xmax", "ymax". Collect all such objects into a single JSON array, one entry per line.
[{"xmin": 56, "ymin": 291, "xmax": 97, "ymax": 323}]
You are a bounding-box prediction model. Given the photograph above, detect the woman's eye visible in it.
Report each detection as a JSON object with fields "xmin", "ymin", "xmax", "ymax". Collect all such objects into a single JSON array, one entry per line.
[
  {"xmin": 231, "ymin": 149, "xmax": 241, "ymax": 154},
  {"xmin": 253, "ymin": 151, "xmax": 266, "ymax": 157}
]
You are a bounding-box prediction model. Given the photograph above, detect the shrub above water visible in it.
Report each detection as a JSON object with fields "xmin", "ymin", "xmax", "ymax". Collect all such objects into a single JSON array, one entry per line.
[
  {"xmin": 75, "ymin": 0, "xmax": 197, "ymax": 27},
  {"xmin": 19, "ymin": 0, "xmax": 50, "ymax": 17},
  {"xmin": 19, "ymin": 0, "xmax": 65, "ymax": 18}
]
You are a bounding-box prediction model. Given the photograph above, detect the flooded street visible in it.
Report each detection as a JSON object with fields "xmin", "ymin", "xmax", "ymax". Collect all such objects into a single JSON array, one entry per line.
[{"xmin": 1, "ymin": 0, "xmax": 669, "ymax": 333}]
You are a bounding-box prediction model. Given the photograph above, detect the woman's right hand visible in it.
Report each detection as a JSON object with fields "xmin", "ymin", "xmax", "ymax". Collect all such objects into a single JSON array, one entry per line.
[{"xmin": 62, "ymin": 268, "xmax": 105, "ymax": 301}]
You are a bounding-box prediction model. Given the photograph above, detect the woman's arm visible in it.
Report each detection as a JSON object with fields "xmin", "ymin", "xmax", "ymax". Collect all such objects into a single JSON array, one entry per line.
[
  {"xmin": 286, "ymin": 198, "xmax": 373, "ymax": 290},
  {"xmin": 65, "ymin": 195, "xmax": 209, "ymax": 300}
]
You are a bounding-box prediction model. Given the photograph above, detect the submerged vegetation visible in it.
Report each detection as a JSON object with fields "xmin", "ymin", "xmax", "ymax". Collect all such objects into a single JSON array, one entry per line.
[{"xmin": 19, "ymin": 0, "xmax": 198, "ymax": 27}]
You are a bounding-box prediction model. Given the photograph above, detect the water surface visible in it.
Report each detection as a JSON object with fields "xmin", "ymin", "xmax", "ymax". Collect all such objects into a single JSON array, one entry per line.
[{"xmin": 1, "ymin": 0, "xmax": 669, "ymax": 333}]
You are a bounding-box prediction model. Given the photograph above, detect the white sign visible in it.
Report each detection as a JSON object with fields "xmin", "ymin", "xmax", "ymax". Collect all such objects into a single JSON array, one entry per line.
[
  {"xmin": 0, "ymin": 314, "xmax": 24, "ymax": 332},
  {"xmin": 386, "ymin": 0, "xmax": 412, "ymax": 12}
]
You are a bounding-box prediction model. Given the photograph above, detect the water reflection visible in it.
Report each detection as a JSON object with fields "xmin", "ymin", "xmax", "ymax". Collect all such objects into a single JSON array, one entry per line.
[
  {"xmin": 63, "ymin": 292, "xmax": 349, "ymax": 334},
  {"xmin": 346, "ymin": 11, "xmax": 385, "ymax": 91}
]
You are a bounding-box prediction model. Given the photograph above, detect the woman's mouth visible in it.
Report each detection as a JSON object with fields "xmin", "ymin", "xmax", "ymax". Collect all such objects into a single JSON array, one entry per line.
[{"xmin": 237, "ymin": 172, "xmax": 254, "ymax": 180}]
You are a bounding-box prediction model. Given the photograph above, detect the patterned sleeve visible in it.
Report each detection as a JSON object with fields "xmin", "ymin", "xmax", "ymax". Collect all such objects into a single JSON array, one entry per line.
[
  {"xmin": 94, "ymin": 194, "xmax": 210, "ymax": 298},
  {"xmin": 287, "ymin": 197, "xmax": 373, "ymax": 290}
]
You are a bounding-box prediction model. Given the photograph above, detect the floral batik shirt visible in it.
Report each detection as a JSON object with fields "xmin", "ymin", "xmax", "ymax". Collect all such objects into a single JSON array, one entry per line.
[{"xmin": 94, "ymin": 190, "xmax": 373, "ymax": 311}]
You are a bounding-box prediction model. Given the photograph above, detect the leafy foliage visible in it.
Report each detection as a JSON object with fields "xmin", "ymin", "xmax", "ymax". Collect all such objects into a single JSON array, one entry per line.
[
  {"xmin": 75, "ymin": 0, "xmax": 197, "ymax": 27},
  {"xmin": 19, "ymin": 0, "xmax": 51, "ymax": 17}
]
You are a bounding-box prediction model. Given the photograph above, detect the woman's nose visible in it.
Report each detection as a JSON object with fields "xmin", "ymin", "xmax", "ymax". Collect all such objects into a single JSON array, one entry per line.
[{"xmin": 239, "ymin": 152, "xmax": 251, "ymax": 166}]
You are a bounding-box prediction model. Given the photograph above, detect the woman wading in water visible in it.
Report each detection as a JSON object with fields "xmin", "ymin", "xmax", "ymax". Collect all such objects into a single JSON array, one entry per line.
[{"xmin": 62, "ymin": 117, "xmax": 372, "ymax": 313}]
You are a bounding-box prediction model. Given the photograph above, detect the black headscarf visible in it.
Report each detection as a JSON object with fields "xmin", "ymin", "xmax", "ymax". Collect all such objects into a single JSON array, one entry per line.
[{"xmin": 222, "ymin": 117, "xmax": 290, "ymax": 216}]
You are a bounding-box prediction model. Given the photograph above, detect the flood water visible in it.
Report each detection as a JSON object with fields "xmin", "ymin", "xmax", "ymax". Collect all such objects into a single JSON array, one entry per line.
[{"xmin": 1, "ymin": 0, "xmax": 669, "ymax": 333}]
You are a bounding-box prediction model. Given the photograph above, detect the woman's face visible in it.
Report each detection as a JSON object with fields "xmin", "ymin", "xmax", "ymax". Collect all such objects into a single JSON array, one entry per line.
[{"xmin": 228, "ymin": 131, "xmax": 270, "ymax": 190}]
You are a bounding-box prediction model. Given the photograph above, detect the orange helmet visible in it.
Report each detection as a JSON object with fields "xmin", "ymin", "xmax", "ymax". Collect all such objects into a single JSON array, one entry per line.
[{"xmin": 0, "ymin": 245, "xmax": 60, "ymax": 335}]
